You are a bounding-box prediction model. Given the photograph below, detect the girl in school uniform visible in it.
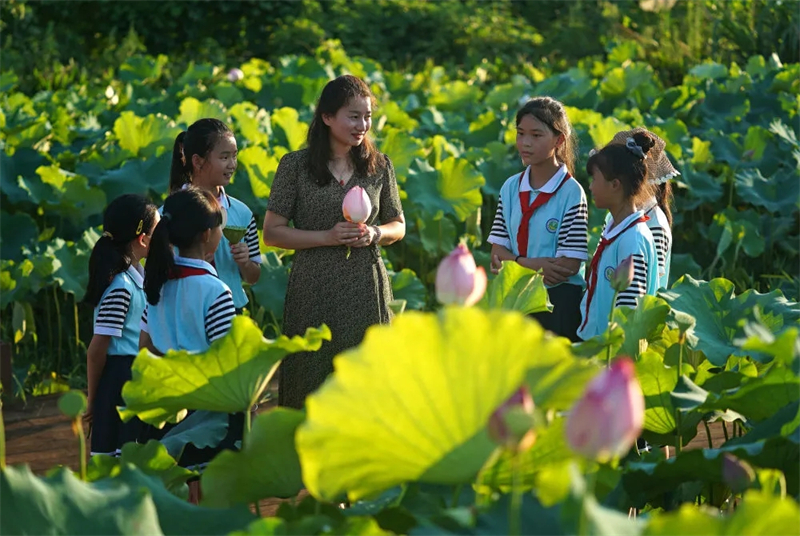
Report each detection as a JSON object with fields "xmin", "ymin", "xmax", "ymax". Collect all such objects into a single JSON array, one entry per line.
[
  {"xmin": 488, "ymin": 97, "xmax": 589, "ymax": 341},
  {"xmin": 606, "ymin": 128, "xmax": 680, "ymax": 289},
  {"xmin": 169, "ymin": 118, "xmax": 261, "ymax": 313},
  {"xmin": 83, "ymin": 194, "xmax": 159, "ymax": 456},
  {"xmin": 578, "ymin": 132, "xmax": 660, "ymax": 341},
  {"xmin": 140, "ymin": 186, "xmax": 241, "ymax": 500}
]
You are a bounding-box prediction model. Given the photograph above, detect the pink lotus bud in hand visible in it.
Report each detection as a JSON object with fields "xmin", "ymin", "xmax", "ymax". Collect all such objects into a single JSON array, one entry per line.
[
  {"xmin": 611, "ymin": 255, "xmax": 635, "ymax": 292},
  {"xmin": 566, "ymin": 356, "xmax": 644, "ymax": 462},
  {"xmin": 488, "ymin": 386, "xmax": 536, "ymax": 452},
  {"xmin": 342, "ymin": 186, "xmax": 372, "ymax": 224},
  {"xmin": 227, "ymin": 68, "xmax": 244, "ymax": 82},
  {"xmin": 435, "ymin": 244, "xmax": 487, "ymax": 306}
]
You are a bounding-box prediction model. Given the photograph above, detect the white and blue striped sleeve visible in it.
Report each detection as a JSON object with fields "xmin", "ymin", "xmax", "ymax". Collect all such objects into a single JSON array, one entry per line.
[
  {"xmin": 94, "ymin": 288, "xmax": 132, "ymax": 338},
  {"xmin": 139, "ymin": 305, "xmax": 149, "ymax": 334},
  {"xmin": 486, "ymin": 193, "xmax": 512, "ymax": 249},
  {"xmin": 244, "ymin": 215, "xmax": 262, "ymax": 263},
  {"xmin": 205, "ymin": 290, "xmax": 236, "ymax": 343},
  {"xmin": 556, "ymin": 189, "xmax": 589, "ymax": 260},
  {"xmin": 650, "ymin": 225, "xmax": 669, "ymax": 277},
  {"xmin": 615, "ymin": 253, "xmax": 649, "ymax": 308}
]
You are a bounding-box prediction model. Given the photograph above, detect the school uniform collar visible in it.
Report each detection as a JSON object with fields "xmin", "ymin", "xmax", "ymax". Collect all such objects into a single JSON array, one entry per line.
[
  {"xmin": 519, "ymin": 164, "xmax": 568, "ymax": 194},
  {"xmin": 641, "ymin": 197, "xmax": 658, "ymax": 214},
  {"xmin": 180, "ymin": 184, "xmax": 230, "ymax": 209},
  {"xmin": 603, "ymin": 210, "xmax": 647, "ymax": 240},
  {"xmin": 126, "ymin": 263, "xmax": 144, "ymax": 289},
  {"xmin": 174, "ymin": 255, "xmax": 219, "ymax": 277}
]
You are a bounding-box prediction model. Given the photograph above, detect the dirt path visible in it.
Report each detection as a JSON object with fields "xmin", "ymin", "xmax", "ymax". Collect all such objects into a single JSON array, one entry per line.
[{"xmin": 4, "ymin": 393, "xmax": 729, "ymax": 516}]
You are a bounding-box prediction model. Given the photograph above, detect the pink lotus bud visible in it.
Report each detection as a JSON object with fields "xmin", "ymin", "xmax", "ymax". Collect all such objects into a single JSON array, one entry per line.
[
  {"xmin": 435, "ymin": 244, "xmax": 487, "ymax": 307},
  {"xmin": 488, "ymin": 387, "xmax": 536, "ymax": 452},
  {"xmin": 611, "ymin": 255, "xmax": 635, "ymax": 292},
  {"xmin": 227, "ymin": 68, "xmax": 244, "ymax": 82},
  {"xmin": 342, "ymin": 186, "xmax": 372, "ymax": 224},
  {"xmin": 566, "ymin": 357, "xmax": 644, "ymax": 461},
  {"xmin": 722, "ymin": 453, "xmax": 755, "ymax": 493}
]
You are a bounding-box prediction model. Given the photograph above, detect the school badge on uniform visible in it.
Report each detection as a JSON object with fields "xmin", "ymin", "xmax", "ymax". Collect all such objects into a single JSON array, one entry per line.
[
  {"xmin": 604, "ymin": 266, "xmax": 615, "ymax": 281},
  {"xmin": 546, "ymin": 218, "xmax": 559, "ymax": 233}
]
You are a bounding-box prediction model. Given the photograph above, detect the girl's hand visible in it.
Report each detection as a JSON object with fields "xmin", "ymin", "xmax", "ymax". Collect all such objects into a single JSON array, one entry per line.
[
  {"xmin": 351, "ymin": 225, "xmax": 376, "ymax": 248},
  {"xmin": 540, "ymin": 259, "xmax": 573, "ymax": 286},
  {"xmin": 329, "ymin": 222, "xmax": 366, "ymax": 246},
  {"xmin": 231, "ymin": 242, "xmax": 251, "ymax": 266},
  {"xmin": 490, "ymin": 254, "xmax": 503, "ymax": 275}
]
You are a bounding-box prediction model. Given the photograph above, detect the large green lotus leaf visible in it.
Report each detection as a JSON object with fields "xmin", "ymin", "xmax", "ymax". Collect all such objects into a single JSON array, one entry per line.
[
  {"xmin": 525, "ymin": 353, "xmax": 599, "ymax": 412},
  {"xmin": 644, "ymin": 491, "xmax": 800, "ymax": 536},
  {"xmin": 673, "ymin": 366, "xmax": 800, "ymax": 424},
  {"xmin": 739, "ymin": 326, "xmax": 800, "ymax": 367},
  {"xmin": 108, "ymin": 465, "xmax": 257, "ymax": 535},
  {"xmin": 673, "ymin": 165, "xmax": 723, "ymax": 210},
  {"xmin": 176, "ymin": 97, "xmax": 229, "ymax": 127},
  {"xmin": 271, "ymin": 107, "xmax": 309, "ymax": 152},
  {"xmin": 636, "ymin": 350, "xmax": 677, "ymax": 436},
  {"xmin": 707, "ymin": 207, "xmax": 765, "ymax": 259},
  {"xmin": 465, "ymin": 110, "xmax": 503, "ymax": 147},
  {"xmin": 479, "ymin": 261, "xmax": 551, "ymax": 316},
  {"xmin": 377, "ymin": 100, "xmax": 419, "ymax": 131},
  {"xmin": 735, "ymin": 168, "xmax": 800, "ymax": 214},
  {"xmin": 623, "ymin": 427, "xmax": 800, "ymax": 506},
  {"xmin": 412, "ymin": 212, "xmax": 458, "ymax": 257},
  {"xmin": 237, "ymin": 145, "xmax": 279, "ymax": 199},
  {"xmin": 473, "ymin": 141, "xmax": 519, "ymax": 197},
  {"xmin": 160, "ymin": 410, "xmax": 230, "ymax": 460},
  {"xmin": 96, "ymin": 152, "xmax": 172, "ymax": 200},
  {"xmin": 201, "ymin": 408, "xmax": 305, "ymax": 507},
  {"xmin": 113, "ymin": 111, "xmax": 181, "ymax": 158},
  {"xmin": 379, "ymin": 127, "xmax": 425, "ymax": 182},
  {"xmin": 0, "ymin": 147, "xmax": 47, "ymax": 204},
  {"xmin": 406, "ymin": 157, "xmax": 484, "ymax": 222},
  {"xmin": 572, "ymin": 324, "xmax": 625, "ymax": 361},
  {"xmin": 20, "ymin": 165, "xmax": 106, "ymax": 225},
  {"xmin": 250, "ymin": 251, "xmax": 290, "ymax": 325},
  {"xmin": 86, "ymin": 440, "xmax": 195, "ymax": 498},
  {"xmin": 658, "ymin": 276, "xmax": 800, "ymax": 366},
  {"xmin": 390, "ymin": 269, "xmax": 427, "ymax": 311},
  {"xmin": 0, "ymin": 211, "xmax": 38, "ymax": 262},
  {"xmin": 229, "ymin": 102, "xmax": 271, "ymax": 148},
  {"xmin": 0, "ymin": 465, "xmax": 163, "ymax": 535},
  {"xmin": 612, "ymin": 295, "xmax": 671, "ymax": 358},
  {"xmin": 47, "ymin": 228, "xmax": 100, "ymax": 299},
  {"xmin": 120, "ymin": 316, "xmax": 330, "ymax": 426},
  {"xmin": 296, "ymin": 308, "xmax": 570, "ymax": 501},
  {"xmin": 428, "ymin": 80, "xmax": 484, "ymax": 112}
]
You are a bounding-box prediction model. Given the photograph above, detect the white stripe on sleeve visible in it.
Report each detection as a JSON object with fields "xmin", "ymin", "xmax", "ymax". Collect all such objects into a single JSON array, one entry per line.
[
  {"xmin": 205, "ymin": 291, "xmax": 236, "ymax": 342},
  {"xmin": 139, "ymin": 305, "xmax": 149, "ymax": 334},
  {"xmin": 556, "ymin": 201, "xmax": 589, "ymax": 260},
  {"xmin": 95, "ymin": 288, "xmax": 132, "ymax": 337},
  {"xmin": 245, "ymin": 216, "xmax": 262, "ymax": 263},
  {"xmin": 487, "ymin": 194, "xmax": 512, "ymax": 249}
]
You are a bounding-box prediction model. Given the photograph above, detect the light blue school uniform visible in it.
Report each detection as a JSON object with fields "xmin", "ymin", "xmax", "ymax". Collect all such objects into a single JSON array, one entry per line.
[
  {"xmin": 577, "ymin": 210, "xmax": 658, "ymax": 341},
  {"xmin": 164, "ymin": 186, "xmax": 262, "ymax": 309},
  {"xmin": 488, "ymin": 164, "xmax": 589, "ymax": 288},
  {"xmin": 94, "ymin": 264, "xmax": 146, "ymax": 356},
  {"xmin": 603, "ymin": 199, "xmax": 672, "ymax": 289},
  {"xmin": 140, "ymin": 256, "xmax": 236, "ymax": 354}
]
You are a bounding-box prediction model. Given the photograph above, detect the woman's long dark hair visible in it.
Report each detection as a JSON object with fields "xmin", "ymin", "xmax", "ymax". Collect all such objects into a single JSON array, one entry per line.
[
  {"xmin": 586, "ymin": 131, "xmax": 657, "ymax": 208},
  {"xmin": 169, "ymin": 118, "xmax": 233, "ymax": 193},
  {"xmin": 654, "ymin": 181, "xmax": 673, "ymax": 226},
  {"xmin": 84, "ymin": 194, "xmax": 158, "ymax": 307},
  {"xmin": 516, "ymin": 97, "xmax": 577, "ymax": 176},
  {"xmin": 307, "ymin": 75, "xmax": 380, "ymax": 186},
  {"xmin": 144, "ymin": 187, "xmax": 223, "ymax": 305}
]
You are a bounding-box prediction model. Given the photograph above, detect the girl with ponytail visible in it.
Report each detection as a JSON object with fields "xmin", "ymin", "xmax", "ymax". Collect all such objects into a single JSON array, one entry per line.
[
  {"xmin": 83, "ymin": 193, "xmax": 158, "ymax": 456},
  {"xmin": 139, "ymin": 186, "xmax": 240, "ymax": 502}
]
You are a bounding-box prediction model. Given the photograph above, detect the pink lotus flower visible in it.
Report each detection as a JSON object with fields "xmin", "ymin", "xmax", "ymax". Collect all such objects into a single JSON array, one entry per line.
[
  {"xmin": 488, "ymin": 386, "xmax": 536, "ymax": 452},
  {"xmin": 611, "ymin": 255, "xmax": 635, "ymax": 292},
  {"xmin": 435, "ymin": 244, "xmax": 487, "ymax": 307},
  {"xmin": 227, "ymin": 68, "xmax": 244, "ymax": 82},
  {"xmin": 566, "ymin": 356, "xmax": 644, "ymax": 461},
  {"xmin": 342, "ymin": 186, "xmax": 372, "ymax": 224},
  {"xmin": 722, "ymin": 453, "xmax": 755, "ymax": 493}
]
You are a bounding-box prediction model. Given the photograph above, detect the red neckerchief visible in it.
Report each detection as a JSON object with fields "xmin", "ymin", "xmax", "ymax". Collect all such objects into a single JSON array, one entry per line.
[
  {"xmin": 168, "ymin": 265, "xmax": 214, "ymax": 280},
  {"xmin": 579, "ymin": 215, "xmax": 649, "ymax": 332},
  {"xmin": 517, "ymin": 170, "xmax": 570, "ymax": 257}
]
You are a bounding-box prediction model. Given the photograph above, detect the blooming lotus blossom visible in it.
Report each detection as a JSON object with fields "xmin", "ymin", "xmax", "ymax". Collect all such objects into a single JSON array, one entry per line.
[
  {"xmin": 342, "ymin": 186, "xmax": 372, "ymax": 224},
  {"xmin": 435, "ymin": 244, "xmax": 487, "ymax": 306},
  {"xmin": 488, "ymin": 386, "xmax": 536, "ymax": 452},
  {"xmin": 611, "ymin": 255, "xmax": 635, "ymax": 292},
  {"xmin": 566, "ymin": 356, "xmax": 644, "ymax": 461},
  {"xmin": 227, "ymin": 68, "xmax": 244, "ymax": 82}
]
